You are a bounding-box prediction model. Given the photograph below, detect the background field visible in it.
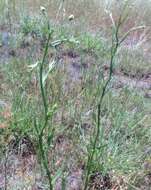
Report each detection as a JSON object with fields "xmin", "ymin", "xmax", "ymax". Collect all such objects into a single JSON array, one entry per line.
[{"xmin": 0, "ymin": 0, "xmax": 151, "ymax": 189}]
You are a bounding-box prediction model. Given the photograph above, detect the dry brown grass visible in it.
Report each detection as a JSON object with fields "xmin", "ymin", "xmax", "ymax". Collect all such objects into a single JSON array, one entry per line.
[{"xmin": 21, "ymin": 0, "xmax": 151, "ymax": 29}]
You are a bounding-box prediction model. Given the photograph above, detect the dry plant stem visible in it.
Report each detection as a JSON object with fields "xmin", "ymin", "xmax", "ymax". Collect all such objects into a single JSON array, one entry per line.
[{"xmin": 55, "ymin": 0, "xmax": 65, "ymax": 24}]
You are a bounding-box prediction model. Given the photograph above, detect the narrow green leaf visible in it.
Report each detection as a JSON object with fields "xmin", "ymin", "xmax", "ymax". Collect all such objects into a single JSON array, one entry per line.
[{"xmin": 42, "ymin": 59, "xmax": 56, "ymax": 86}]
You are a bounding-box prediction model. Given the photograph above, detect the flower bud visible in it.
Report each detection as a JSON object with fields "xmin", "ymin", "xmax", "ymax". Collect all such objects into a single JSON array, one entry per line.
[{"xmin": 68, "ymin": 14, "xmax": 74, "ymax": 21}]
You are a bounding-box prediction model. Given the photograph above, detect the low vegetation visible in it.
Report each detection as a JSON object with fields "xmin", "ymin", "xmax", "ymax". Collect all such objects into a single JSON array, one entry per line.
[{"xmin": 0, "ymin": 0, "xmax": 151, "ymax": 189}]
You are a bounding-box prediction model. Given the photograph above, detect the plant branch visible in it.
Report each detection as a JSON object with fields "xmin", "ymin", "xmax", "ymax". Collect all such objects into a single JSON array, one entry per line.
[
  {"xmin": 83, "ymin": 5, "xmax": 129, "ymax": 189},
  {"xmin": 38, "ymin": 29, "xmax": 54, "ymax": 190}
]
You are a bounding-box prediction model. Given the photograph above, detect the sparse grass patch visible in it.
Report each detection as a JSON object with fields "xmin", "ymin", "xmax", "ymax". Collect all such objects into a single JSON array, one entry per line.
[{"xmin": 117, "ymin": 46, "xmax": 151, "ymax": 77}]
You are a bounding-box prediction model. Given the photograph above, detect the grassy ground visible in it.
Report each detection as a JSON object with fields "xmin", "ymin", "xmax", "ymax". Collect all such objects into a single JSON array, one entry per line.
[{"xmin": 0, "ymin": 0, "xmax": 151, "ymax": 189}]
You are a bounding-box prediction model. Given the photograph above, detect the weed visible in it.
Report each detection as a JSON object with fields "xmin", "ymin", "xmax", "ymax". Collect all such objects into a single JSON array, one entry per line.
[{"xmin": 83, "ymin": 2, "xmax": 146, "ymax": 189}]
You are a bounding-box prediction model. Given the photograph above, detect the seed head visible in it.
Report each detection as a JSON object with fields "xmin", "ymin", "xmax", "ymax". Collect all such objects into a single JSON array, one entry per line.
[
  {"xmin": 68, "ymin": 14, "xmax": 74, "ymax": 21},
  {"xmin": 40, "ymin": 6, "xmax": 46, "ymax": 13}
]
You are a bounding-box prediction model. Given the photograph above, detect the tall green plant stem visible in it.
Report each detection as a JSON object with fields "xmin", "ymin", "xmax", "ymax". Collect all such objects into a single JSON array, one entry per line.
[
  {"xmin": 83, "ymin": 11, "xmax": 124, "ymax": 190},
  {"xmin": 38, "ymin": 29, "xmax": 54, "ymax": 190},
  {"xmin": 83, "ymin": 5, "xmax": 145, "ymax": 188},
  {"xmin": 40, "ymin": 30, "xmax": 53, "ymax": 120}
]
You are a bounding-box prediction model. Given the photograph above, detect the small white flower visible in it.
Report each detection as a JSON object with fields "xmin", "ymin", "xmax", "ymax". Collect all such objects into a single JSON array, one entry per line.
[
  {"xmin": 40, "ymin": 6, "xmax": 46, "ymax": 12},
  {"xmin": 68, "ymin": 14, "xmax": 74, "ymax": 21}
]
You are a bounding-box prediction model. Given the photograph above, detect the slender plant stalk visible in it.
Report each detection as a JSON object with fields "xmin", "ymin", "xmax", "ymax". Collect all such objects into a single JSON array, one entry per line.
[
  {"xmin": 35, "ymin": 29, "xmax": 54, "ymax": 190},
  {"xmin": 83, "ymin": 5, "xmax": 129, "ymax": 190},
  {"xmin": 40, "ymin": 29, "xmax": 53, "ymax": 118},
  {"xmin": 33, "ymin": 5, "xmax": 70, "ymax": 189},
  {"xmin": 83, "ymin": 3, "xmax": 145, "ymax": 187},
  {"xmin": 38, "ymin": 134, "xmax": 53, "ymax": 190},
  {"xmin": 4, "ymin": 149, "xmax": 8, "ymax": 190}
]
